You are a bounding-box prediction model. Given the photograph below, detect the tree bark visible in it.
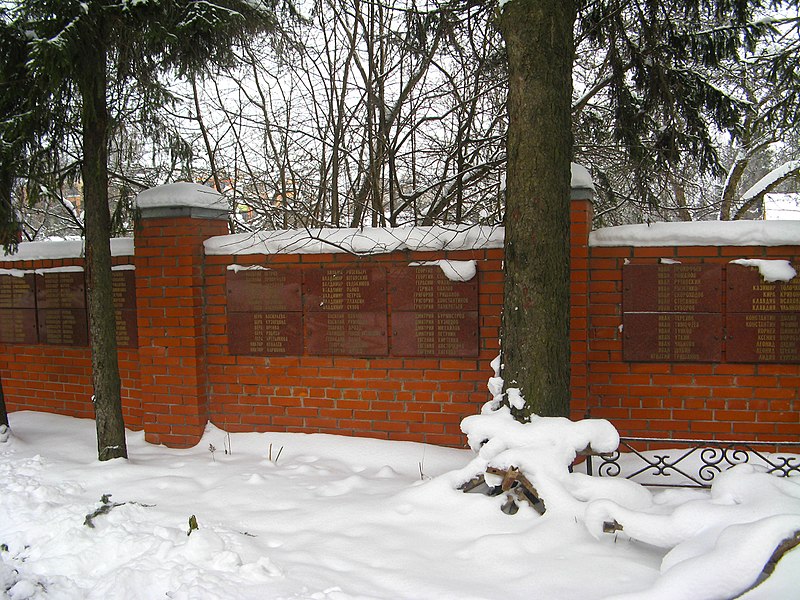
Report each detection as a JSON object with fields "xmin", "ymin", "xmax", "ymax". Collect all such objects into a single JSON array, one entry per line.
[
  {"xmin": 498, "ymin": 0, "xmax": 575, "ymax": 419},
  {"xmin": 0, "ymin": 166, "xmax": 21, "ymax": 253},
  {"xmin": 0, "ymin": 374, "xmax": 9, "ymax": 429},
  {"xmin": 80, "ymin": 40, "xmax": 128, "ymax": 461}
]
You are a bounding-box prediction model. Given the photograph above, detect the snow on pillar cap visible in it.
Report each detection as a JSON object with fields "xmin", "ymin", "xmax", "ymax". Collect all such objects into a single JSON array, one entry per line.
[
  {"xmin": 136, "ymin": 182, "xmax": 229, "ymax": 220},
  {"xmin": 570, "ymin": 163, "xmax": 595, "ymax": 200}
]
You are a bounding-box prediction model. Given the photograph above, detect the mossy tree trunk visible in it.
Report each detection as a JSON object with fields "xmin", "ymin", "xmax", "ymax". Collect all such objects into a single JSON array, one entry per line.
[{"xmin": 498, "ymin": 0, "xmax": 576, "ymax": 419}]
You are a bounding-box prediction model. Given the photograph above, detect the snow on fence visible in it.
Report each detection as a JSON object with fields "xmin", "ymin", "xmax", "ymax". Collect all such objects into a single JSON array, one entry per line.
[{"xmin": 583, "ymin": 437, "xmax": 800, "ymax": 488}]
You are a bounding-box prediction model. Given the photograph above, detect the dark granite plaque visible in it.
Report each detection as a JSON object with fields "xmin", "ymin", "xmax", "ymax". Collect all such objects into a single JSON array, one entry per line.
[
  {"xmin": 304, "ymin": 267, "xmax": 386, "ymax": 312},
  {"xmin": 305, "ymin": 312, "xmax": 388, "ymax": 356},
  {"xmin": 112, "ymin": 269, "xmax": 137, "ymax": 310},
  {"xmin": 37, "ymin": 308, "xmax": 89, "ymax": 346},
  {"xmin": 228, "ymin": 311, "xmax": 303, "ymax": 355},
  {"xmin": 36, "ymin": 271, "xmax": 85, "ymax": 309},
  {"xmin": 0, "ymin": 273, "xmax": 36, "ymax": 309},
  {"xmin": 227, "ymin": 268, "xmax": 302, "ymax": 312},
  {"xmin": 0, "ymin": 309, "xmax": 38, "ymax": 344},
  {"xmin": 226, "ymin": 268, "xmax": 304, "ymax": 355},
  {"xmin": 726, "ymin": 313, "xmax": 800, "ymax": 363},
  {"xmin": 727, "ymin": 263, "xmax": 800, "ymax": 313},
  {"xmin": 392, "ymin": 311, "xmax": 479, "ymax": 357},
  {"xmin": 624, "ymin": 264, "xmax": 722, "ymax": 313},
  {"xmin": 388, "ymin": 266, "xmax": 479, "ymax": 357},
  {"xmin": 623, "ymin": 313, "xmax": 723, "ymax": 362},
  {"xmin": 389, "ymin": 266, "xmax": 478, "ymax": 312}
]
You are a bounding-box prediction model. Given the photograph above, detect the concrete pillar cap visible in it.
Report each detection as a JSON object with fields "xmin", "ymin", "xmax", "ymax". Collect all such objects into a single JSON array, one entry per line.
[{"xmin": 136, "ymin": 182, "xmax": 229, "ymax": 219}]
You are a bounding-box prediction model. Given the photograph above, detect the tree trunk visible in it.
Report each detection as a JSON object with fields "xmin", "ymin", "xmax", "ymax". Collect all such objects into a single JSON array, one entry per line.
[
  {"xmin": 0, "ymin": 374, "xmax": 9, "ymax": 429},
  {"xmin": 498, "ymin": 0, "xmax": 575, "ymax": 419},
  {"xmin": 1, "ymin": 168, "xmax": 16, "ymax": 252},
  {"xmin": 719, "ymin": 155, "xmax": 749, "ymax": 221},
  {"xmin": 80, "ymin": 41, "xmax": 128, "ymax": 461}
]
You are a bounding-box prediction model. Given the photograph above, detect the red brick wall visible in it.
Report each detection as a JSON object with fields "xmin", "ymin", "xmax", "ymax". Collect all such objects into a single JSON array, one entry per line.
[
  {"xmin": 3, "ymin": 196, "xmax": 797, "ymax": 449},
  {"xmin": 0, "ymin": 256, "xmax": 141, "ymax": 426},
  {"xmin": 204, "ymin": 249, "xmax": 503, "ymax": 447},
  {"xmin": 570, "ymin": 198, "xmax": 800, "ymax": 442},
  {"xmin": 135, "ymin": 216, "xmax": 229, "ymax": 447}
]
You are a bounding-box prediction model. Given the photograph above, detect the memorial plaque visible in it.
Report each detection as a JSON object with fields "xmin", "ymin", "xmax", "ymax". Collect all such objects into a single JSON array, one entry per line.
[
  {"xmin": 388, "ymin": 266, "xmax": 479, "ymax": 357},
  {"xmin": 36, "ymin": 271, "xmax": 85, "ymax": 309},
  {"xmin": 304, "ymin": 267, "xmax": 386, "ymax": 312},
  {"xmin": 389, "ymin": 266, "xmax": 478, "ymax": 312},
  {"xmin": 227, "ymin": 268, "xmax": 302, "ymax": 312},
  {"xmin": 726, "ymin": 313, "xmax": 800, "ymax": 363},
  {"xmin": 115, "ymin": 309, "xmax": 138, "ymax": 349},
  {"xmin": 727, "ymin": 263, "xmax": 800, "ymax": 313},
  {"xmin": 305, "ymin": 312, "xmax": 388, "ymax": 356},
  {"xmin": 112, "ymin": 270, "xmax": 137, "ymax": 347},
  {"xmin": 623, "ymin": 264, "xmax": 722, "ymax": 313},
  {"xmin": 37, "ymin": 308, "xmax": 89, "ymax": 346},
  {"xmin": 0, "ymin": 273, "xmax": 36, "ymax": 308},
  {"xmin": 623, "ymin": 313, "xmax": 723, "ymax": 362},
  {"xmin": 391, "ymin": 311, "xmax": 479, "ymax": 357},
  {"xmin": 112, "ymin": 269, "xmax": 137, "ymax": 310},
  {"xmin": 228, "ymin": 311, "xmax": 303, "ymax": 355},
  {"xmin": 0, "ymin": 309, "xmax": 38, "ymax": 344}
]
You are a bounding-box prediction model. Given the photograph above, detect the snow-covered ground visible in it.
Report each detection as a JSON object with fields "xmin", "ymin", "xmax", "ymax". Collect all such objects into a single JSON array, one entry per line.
[{"xmin": 1, "ymin": 410, "xmax": 799, "ymax": 600}]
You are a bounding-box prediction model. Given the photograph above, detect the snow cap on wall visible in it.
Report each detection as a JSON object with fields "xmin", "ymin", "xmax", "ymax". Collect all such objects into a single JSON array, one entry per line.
[
  {"xmin": 204, "ymin": 225, "xmax": 504, "ymax": 256},
  {"xmin": 0, "ymin": 238, "xmax": 134, "ymax": 262},
  {"xmin": 590, "ymin": 219, "xmax": 800, "ymax": 247}
]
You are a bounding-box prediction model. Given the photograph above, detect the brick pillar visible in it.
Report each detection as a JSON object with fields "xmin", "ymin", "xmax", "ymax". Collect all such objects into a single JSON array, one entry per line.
[
  {"xmin": 135, "ymin": 183, "xmax": 229, "ymax": 447},
  {"xmin": 569, "ymin": 169, "xmax": 594, "ymax": 421}
]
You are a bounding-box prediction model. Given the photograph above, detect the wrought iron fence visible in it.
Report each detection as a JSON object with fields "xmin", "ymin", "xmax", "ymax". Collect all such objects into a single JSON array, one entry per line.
[{"xmin": 582, "ymin": 437, "xmax": 800, "ymax": 488}]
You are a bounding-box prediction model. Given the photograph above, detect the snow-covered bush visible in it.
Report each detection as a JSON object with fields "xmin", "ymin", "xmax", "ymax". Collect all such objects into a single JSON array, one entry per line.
[{"xmin": 449, "ymin": 359, "xmax": 800, "ymax": 599}]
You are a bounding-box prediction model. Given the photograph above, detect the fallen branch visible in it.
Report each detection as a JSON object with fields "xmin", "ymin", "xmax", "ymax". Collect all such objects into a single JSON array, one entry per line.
[
  {"xmin": 84, "ymin": 494, "xmax": 125, "ymax": 528},
  {"xmin": 83, "ymin": 494, "xmax": 154, "ymax": 528},
  {"xmin": 466, "ymin": 466, "xmax": 547, "ymax": 515}
]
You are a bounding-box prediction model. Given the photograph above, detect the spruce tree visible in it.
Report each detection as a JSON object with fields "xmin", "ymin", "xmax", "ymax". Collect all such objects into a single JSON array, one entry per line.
[
  {"xmin": 573, "ymin": 0, "xmax": 799, "ymax": 219},
  {"xmin": 498, "ymin": 0, "xmax": 797, "ymax": 419},
  {"xmin": 1, "ymin": 0, "xmax": 276, "ymax": 460}
]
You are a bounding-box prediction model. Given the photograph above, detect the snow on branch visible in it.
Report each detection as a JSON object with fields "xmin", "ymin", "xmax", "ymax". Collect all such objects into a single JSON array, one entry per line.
[{"xmin": 740, "ymin": 160, "xmax": 800, "ymax": 203}]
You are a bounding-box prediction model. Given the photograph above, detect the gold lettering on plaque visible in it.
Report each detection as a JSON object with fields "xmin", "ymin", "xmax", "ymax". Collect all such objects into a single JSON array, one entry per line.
[
  {"xmin": 0, "ymin": 312, "xmax": 27, "ymax": 342},
  {"xmin": 743, "ymin": 313, "xmax": 778, "ymax": 361},
  {"xmin": 648, "ymin": 314, "xmax": 702, "ymax": 361},
  {"xmin": 654, "ymin": 266, "xmax": 706, "ymax": 312},
  {"xmin": 250, "ymin": 312, "xmax": 291, "ymax": 353},
  {"xmin": 0, "ymin": 277, "xmax": 33, "ymax": 308}
]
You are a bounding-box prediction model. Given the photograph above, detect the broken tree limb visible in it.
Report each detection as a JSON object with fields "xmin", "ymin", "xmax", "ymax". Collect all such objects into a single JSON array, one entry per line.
[
  {"xmin": 603, "ymin": 519, "xmax": 623, "ymax": 534},
  {"xmin": 486, "ymin": 466, "xmax": 546, "ymax": 515}
]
